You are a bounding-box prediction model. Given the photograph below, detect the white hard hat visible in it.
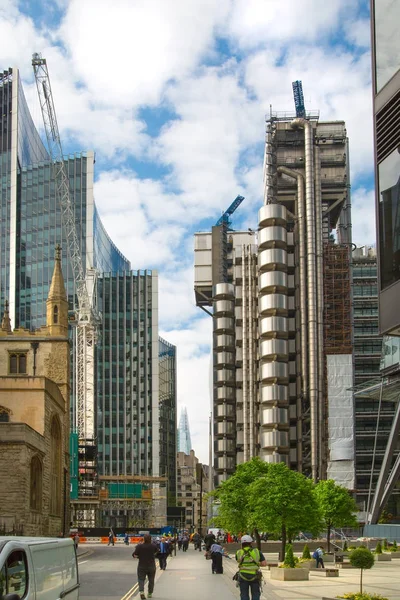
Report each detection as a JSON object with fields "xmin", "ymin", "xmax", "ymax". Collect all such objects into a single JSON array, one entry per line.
[{"xmin": 241, "ymin": 535, "xmax": 253, "ymax": 543}]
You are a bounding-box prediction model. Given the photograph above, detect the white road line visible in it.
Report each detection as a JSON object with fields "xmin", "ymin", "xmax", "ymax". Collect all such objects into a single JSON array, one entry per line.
[{"xmin": 78, "ymin": 560, "xmax": 88, "ymax": 565}]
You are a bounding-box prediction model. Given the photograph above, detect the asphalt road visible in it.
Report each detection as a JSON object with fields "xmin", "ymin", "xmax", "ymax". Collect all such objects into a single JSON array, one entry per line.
[{"xmin": 78, "ymin": 544, "xmax": 139, "ymax": 600}]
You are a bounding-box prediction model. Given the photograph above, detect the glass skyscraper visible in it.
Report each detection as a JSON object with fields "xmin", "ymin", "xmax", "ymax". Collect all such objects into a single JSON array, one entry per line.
[
  {"xmin": 178, "ymin": 406, "xmax": 192, "ymax": 455},
  {"xmin": 159, "ymin": 337, "xmax": 177, "ymax": 504},
  {"xmin": 97, "ymin": 270, "xmax": 160, "ymax": 478},
  {"xmin": 371, "ymin": 0, "xmax": 400, "ymax": 336}
]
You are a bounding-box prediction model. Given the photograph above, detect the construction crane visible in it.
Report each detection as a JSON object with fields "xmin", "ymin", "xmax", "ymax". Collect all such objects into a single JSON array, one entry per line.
[
  {"xmin": 32, "ymin": 53, "xmax": 98, "ymax": 452},
  {"xmin": 215, "ymin": 195, "xmax": 244, "ymax": 229},
  {"xmin": 292, "ymin": 80, "xmax": 306, "ymax": 118}
]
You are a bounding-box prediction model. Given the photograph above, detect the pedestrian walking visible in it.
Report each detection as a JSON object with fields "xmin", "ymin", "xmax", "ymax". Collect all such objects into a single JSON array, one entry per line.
[
  {"xmin": 313, "ymin": 546, "xmax": 324, "ymax": 568},
  {"xmin": 193, "ymin": 532, "xmax": 201, "ymax": 551},
  {"xmin": 124, "ymin": 532, "xmax": 130, "ymax": 546},
  {"xmin": 74, "ymin": 534, "xmax": 80, "ymax": 552},
  {"xmin": 107, "ymin": 531, "xmax": 115, "ymax": 546},
  {"xmin": 157, "ymin": 537, "xmax": 168, "ymax": 570},
  {"xmin": 204, "ymin": 531, "xmax": 216, "ymax": 551},
  {"xmin": 133, "ymin": 534, "xmax": 159, "ymax": 600},
  {"xmin": 182, "ymin": 535, "xmax": 189, "ymax": 552},
  {"xmin": 235, "ymin": 535, "xmax": 266, "ymax": 600},
  {"xmin": 178, "ymin": 535, "xmax": 183, "ymax": 551},
  {"xmin": 210, "ymin": 542, "xmax": 224, "ymax": 574}
]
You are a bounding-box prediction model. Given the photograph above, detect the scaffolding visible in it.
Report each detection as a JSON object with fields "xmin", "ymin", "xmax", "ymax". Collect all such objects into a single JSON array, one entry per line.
[{"xmin": 323, "ymin": 244, "xmax": 352, "ymax": 354}]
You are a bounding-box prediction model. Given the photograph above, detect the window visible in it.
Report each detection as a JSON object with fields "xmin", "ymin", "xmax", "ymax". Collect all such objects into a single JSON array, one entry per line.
[
  {"xmin": 0, "ymin": 406, "xmax": 10, "ymax": 422},
  {"xmin": 53, "ymin": 305, "xmax": 58, "ymax": 324},
  {"xmin": 30, "ymin": 455, "xmax": 43, "ymax": 511},
  {"xmin": 50, "ymin": 416, "xmax": 62, "ymax": 516},
  {"xmin": 379, "ymin": 147, "xmax": 400, "ymax": 289},
  {"xmin": 8, "ymin": 351, "xmax": 27, "ymax": 375},
  {"xmin": 0, "ymin": 550, "xmax": 28, "ymax": 598}
]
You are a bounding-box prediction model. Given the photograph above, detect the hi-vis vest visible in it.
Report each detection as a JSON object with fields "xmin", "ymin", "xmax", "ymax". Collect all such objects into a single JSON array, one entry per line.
[{"xmin": 235, "ymin": 547, "xmax": 261, "ymax": 580}]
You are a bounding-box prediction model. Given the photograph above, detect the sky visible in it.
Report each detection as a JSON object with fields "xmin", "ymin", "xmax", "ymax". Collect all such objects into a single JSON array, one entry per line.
[{"xmin": 1, "ymin": 0, "xmax": 375, "ymax": 464}]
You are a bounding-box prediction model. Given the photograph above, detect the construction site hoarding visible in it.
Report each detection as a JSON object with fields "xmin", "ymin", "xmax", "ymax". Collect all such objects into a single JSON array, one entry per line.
[{"xmin": 326, "ymin": 354, "xmax": 355, "ymax": 489}]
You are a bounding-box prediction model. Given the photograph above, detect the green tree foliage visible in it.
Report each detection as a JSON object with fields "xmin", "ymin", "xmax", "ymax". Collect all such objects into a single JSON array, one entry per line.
[
  {"xmin": 211, "ymin": 457, "xmax": 270, "ymax": 541},
  {"xmin": 374, "ymin": 541, "xmax": 382, "ymax": 554},
  {"xmin": 349, "ymin": 547, "xmax": 375, "ymax": 594},
  {"xmin": 313, "ymin": 480, "xmax": 358, "ymax": 551},
  {"xmin": 284, "ymin": 543, "xmax": 296, "ymax": 568},
  {"xmin": 248, "ymin": 462, "xmax": 322, "ymax": 560},
  {"xmin": 343, "ymin": 540, "xmax": 348, "ymax": 551},
  {"xmin": 302, "ymin": 544, "xmax": 311, "ymax": 559},
  {"xmin": 392, "ymin": 540, "xmax": 398, "ymax": 551},
  {"xmin": 382, "ymin": 538, "xmax": 388, "ymax": 551}
]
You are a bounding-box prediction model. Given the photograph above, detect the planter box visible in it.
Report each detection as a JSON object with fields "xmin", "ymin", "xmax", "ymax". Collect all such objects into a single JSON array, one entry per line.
[
  {"xmin": 270, "ymin": 567, "xmax": 309, "ymax": 581},
  {"xmin": 323, "ymin": 554, "xmax": 335, "ymax": 563},
  {"xmin": 389, "ymin": 551, "xmax": 400, "ymax": 558},
  {"xmin": 299, "ymin": 560, "xmax": 314, "ymax": 570},
  {"xmin": 375, "ymin": 553, "xmax": 391, "ymax": 561},
  {"xmin": 340, "ymin": 562, "xmax": 355, "ymax": 569}
]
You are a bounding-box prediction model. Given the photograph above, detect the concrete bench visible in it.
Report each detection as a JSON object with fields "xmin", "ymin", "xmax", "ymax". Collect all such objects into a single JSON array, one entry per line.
[{"xmin": 267, "ymin": 563, "xmax": 279, "ymax": 569}]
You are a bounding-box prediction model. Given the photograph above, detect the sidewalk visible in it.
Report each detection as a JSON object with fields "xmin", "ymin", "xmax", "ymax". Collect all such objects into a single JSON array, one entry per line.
[
  {"xmin": 153, "ymin": 548, "xmax": 238, "ymax": 600},
  {"xmin": 151, "ymin": 549, "xmax": 400, "ymax": 600}
]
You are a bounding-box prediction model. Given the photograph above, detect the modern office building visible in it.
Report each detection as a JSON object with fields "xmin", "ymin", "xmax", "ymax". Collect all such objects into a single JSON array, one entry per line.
[
  {"xmin": 159, "ymin": 337, "xmax": 177, "ymax": 505},
  {"xmin": 178, "ymin": 406, "xmax": 192, "ymax": 455},
  {"xmin": 195, "ymin": 109, "xmax": 354, "ymax": 487},
  {"xmin": 1, "ymin": 66, "xmax": 174, "ymax": 527},
  {"xmin": 351, "ymin": 246, "xmax": 394, "ymax": 512},
  {"xmin": 371, "ymin": 0, "xmax": 400, "ymax": 336}
]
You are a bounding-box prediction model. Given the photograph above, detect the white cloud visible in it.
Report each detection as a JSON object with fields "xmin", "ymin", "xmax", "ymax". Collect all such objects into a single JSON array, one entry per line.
[
  {"xmin": 59, "ymin": 0, "xmax": 231, "ymax": 109},
  {"xmin": 351, "ymin": 187, "xmax": 377, "ymax": 246},
  {"xmin": 227, "ymin": 0, "xmax": 359, "ymax": 49}
]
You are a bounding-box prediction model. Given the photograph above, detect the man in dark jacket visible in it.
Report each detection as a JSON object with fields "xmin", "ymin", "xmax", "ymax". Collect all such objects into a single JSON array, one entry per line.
[
  {"xmin": 133, "ymin": 534, "xmax": 159, "ymax": 599},
  {"xmin": 204, "ymin": 531, "xmax": 216, "ymax": 551}
]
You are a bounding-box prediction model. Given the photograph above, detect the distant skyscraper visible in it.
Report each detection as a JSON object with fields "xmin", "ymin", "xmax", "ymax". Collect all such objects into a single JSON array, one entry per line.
[{"xmin": 178, "ymin": 407, "xmax": 192, "ymax": 455}]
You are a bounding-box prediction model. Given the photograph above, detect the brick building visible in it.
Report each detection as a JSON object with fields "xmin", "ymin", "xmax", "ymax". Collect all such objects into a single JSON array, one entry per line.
[
  {"xmin": 0, "ymin": 247, "xmax": 70, "ymax": 536},
  {"xmin": 177, "ymin": 450, "xmax": 207, "ymax": 533}
]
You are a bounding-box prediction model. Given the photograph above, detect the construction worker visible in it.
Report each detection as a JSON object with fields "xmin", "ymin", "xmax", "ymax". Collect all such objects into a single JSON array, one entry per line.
[{"xmin": 235, "ymin": 535, "xmax": 266, "ymax": 600}]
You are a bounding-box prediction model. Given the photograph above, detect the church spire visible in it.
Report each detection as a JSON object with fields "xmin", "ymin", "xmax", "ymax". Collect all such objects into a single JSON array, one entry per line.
[
  {"xmin": 46, "ymin": 245, "xmax": 68, "ymax": 336},
  {"xmin": 1, "ymin": 300, "xmax": 12, "ymax": 333}
]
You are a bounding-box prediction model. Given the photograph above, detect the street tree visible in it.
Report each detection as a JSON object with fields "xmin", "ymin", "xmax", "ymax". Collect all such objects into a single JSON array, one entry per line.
[
  {"xmin": 211, "ymin": 457, "xmax": 270, "ymax": 548},
  {"xmin": 248, "ymin": 462, "xmax": 321, "ymax": 560},
  {"xmin": 349, "ymin": 547, "xmax": 374, "ymax": 593},
  {"xmin": 313, "ymin": 479, "xmax": 358, "ymax": 551}
]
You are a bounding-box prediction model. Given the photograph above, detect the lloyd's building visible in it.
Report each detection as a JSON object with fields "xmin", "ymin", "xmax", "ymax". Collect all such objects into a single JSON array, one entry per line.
[{"xmin": 0, "ymin": 67, "xmax": 175, "ymax": 527}]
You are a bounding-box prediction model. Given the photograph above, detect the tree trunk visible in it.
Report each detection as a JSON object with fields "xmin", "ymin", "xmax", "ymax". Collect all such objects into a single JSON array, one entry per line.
[
  {"xmin": 360, "ymin": 568, "xmax": 363, "ymax": 594},
  {"xmin": 253, "ymin": 529, "xmax": 261, "ymax": 551},
  {"xmin": 327, "ymin": 523, "xmax": 331, "ymax": 553},
  {"xmin": 280, "ymin": 524, "xmax": 287, "ymax": 562}
]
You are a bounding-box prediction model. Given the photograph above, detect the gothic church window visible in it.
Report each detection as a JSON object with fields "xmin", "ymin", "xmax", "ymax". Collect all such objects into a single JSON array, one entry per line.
[
  {"xmin": 30, "ymin": 456, "xmax": 43, "ymax": 511},
  {"xmin": 0, "ymin": 406, "xmax": 10, "ymax": 422},
  {"xmin": 50, "ymin": 416, "xmax": 62, "ymax": 516},
  {"xmin": 9, "ymin": 352, "xmax": 27, "ymax": 374}
]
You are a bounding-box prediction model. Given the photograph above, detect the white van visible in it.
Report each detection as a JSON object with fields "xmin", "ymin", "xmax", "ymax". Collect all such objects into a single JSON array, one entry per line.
[{"xmin": 0, "ymin": 537, "xmax": 79, "ymax": 600}]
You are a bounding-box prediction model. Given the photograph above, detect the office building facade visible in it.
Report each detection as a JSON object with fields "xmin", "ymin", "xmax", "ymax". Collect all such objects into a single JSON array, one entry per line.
[
  {"xmin": 159, "ymin": 337, "xmax": 177, "ymax": 504},
  {"xmin": 371, "ymin": 0, "xmax": 400, "ymax": 336},
  {"xmin": 195, "ymin": 111, "xmax": 353, "ymax": 487}
]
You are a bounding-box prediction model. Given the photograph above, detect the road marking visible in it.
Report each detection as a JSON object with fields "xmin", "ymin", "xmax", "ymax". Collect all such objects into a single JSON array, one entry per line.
[
  {"xmin": 78, "ymin": 560, "xmax": 88, "ymax": 565},
  {"xmin": 121, "ymin": 582, "xmax": 138, "ymax": 600},
  {"xmin": 180, "ymin": 576, "xmax": 196, "ymax": 580}
]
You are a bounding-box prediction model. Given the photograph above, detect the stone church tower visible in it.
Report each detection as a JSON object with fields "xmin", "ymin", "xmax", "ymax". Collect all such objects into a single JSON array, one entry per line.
[{"xmin": 0, "ymin": 246, "xmax": 71, "ymax": 537}]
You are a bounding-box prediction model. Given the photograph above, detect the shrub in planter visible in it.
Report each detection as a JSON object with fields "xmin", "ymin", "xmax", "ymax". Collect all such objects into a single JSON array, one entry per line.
[
  {"xmin": 390, "ymin": 540, "xmax": 398, "ymax": 552},
  {"xmin": 343, "ymin": 540, "xmax": 348, "ymax": 551},
  {"xmin": 382, "ymin": 539, "xmax": 388, "ymax": 551},
  {"xmin": 302, "ymin": 544, "xmax": 311, "ymax": 559},
  {"xmin": 374, "ymin": 541, "xmax": 382, "ymax": 555},
  {"xmin": 283, "ymin": 544, "xmax": 296, "ymax": 568},
  {"xmin": 349, "ymin": 548, "xmax": 375, "ymax": 594}
]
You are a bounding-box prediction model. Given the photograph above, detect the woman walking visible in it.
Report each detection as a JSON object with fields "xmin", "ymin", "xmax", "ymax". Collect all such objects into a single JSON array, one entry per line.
[{"xmin": 210, "ymin": 542, "xmax": 224, "ymax": 574}]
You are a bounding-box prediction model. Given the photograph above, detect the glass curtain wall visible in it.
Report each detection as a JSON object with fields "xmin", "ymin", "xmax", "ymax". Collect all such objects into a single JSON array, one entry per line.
[{"xmin": 159, "ymin": 337, "xmax": 177, "ymax": 505}]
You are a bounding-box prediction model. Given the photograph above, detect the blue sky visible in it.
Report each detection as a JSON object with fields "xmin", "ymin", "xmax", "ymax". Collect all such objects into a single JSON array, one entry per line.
[{"xmin": 1, "ymin": 0, "xmax": 375, "ymax": 463}]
